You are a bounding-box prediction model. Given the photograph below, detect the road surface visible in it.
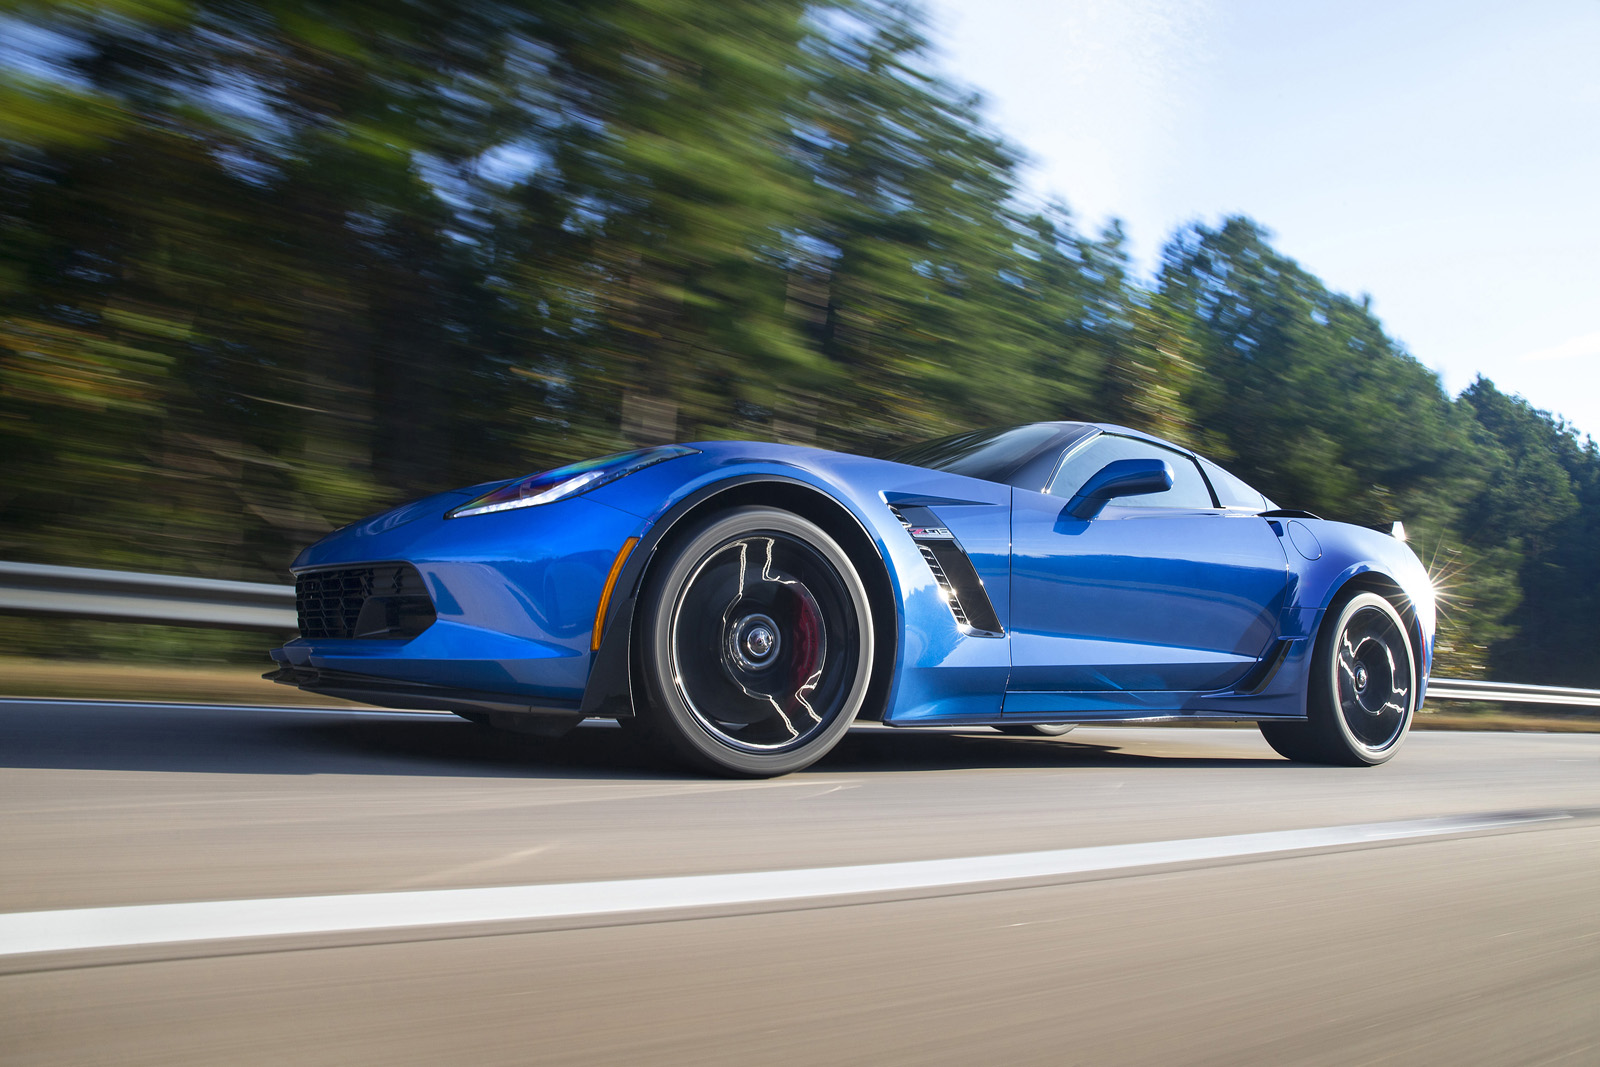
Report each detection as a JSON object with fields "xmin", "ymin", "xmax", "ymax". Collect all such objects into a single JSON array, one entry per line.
[{"xmin": 2, "ymin": 699, "xmax": 1596, "ymax": 1065}]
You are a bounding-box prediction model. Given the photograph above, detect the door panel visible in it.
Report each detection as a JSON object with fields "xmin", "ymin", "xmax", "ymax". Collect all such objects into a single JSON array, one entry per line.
[{"xmin": 1008, "ymin": 489, "xmax": 1289, "ymax": 693}]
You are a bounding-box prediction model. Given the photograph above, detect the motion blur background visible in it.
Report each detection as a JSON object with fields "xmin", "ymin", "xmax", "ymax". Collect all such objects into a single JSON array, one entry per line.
[{"xmin": 1, "ymin": 0, "xmax": 1596, "ymax": 689}]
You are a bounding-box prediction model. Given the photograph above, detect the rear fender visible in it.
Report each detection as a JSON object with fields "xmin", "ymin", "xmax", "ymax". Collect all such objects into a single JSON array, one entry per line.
[{"xmin": 1278, "ymin": 519, "xmax": 1436, "ymax": 703}]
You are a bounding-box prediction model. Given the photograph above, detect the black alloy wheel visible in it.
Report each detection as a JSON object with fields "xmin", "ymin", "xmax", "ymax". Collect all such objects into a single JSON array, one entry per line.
[
  {"xmin": 1259, "ymin": 591, "xmax": 1416, "ymax": 766},
  {"xmin": 992, "ymin": 724, "xmax": 1076, "ymax": 737},
  {"xmin": 636, "ymin": 507, "xmax": 874, "ymax": 777}
]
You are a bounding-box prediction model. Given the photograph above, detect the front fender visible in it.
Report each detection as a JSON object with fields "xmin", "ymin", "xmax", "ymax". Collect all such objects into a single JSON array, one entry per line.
[{"xmin": 579, "ymin": 471, "xmax": 907, "ymax": 718}]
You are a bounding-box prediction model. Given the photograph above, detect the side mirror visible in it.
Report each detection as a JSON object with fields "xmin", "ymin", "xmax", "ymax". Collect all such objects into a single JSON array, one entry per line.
[{"xmin": 1063, "ymin": 458, "xmax": 1174, "ymax": 520}]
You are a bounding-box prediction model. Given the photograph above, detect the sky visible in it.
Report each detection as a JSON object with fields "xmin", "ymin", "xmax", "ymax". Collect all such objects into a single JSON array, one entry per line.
[{"xmin": 923, "ymin": 0, "xmax": 1600, "ymax": 442}]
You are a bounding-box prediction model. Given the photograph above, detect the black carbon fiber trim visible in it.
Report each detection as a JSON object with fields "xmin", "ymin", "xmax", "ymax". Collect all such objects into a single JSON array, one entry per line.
[{"xmin": 1235, "ymin": 638, "xmax": 1293, "ymax": 694}]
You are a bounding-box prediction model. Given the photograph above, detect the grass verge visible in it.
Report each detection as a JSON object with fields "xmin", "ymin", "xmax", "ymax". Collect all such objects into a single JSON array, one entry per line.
[
  {"xmin": 1412, "ymin": 705, "xmax": 1600, "ymax": 732},
  {"xmin": 0, "ymin": 656, "xmax": 358, "ymax": 707}
]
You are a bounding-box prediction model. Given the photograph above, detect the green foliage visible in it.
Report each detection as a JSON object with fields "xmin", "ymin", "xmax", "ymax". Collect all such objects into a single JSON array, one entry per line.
[
  {"xmin": 1461, "ymin": 381, "xmax": 1600, "ymax": 684},
  {"xmin": 1153, "ymin": 219, "xmax": 1597, "ymax": 677},
  {"xmin": 789, "ymin": 3, "xmax": 1055, "ymax": 447},
  {"xmin": 1, "ymin": 0, "xmax": 1595, "ymax": 683},
  {"xmin": 1159, "ymin": 218, "xmax": 1471, "ymax": 522}
]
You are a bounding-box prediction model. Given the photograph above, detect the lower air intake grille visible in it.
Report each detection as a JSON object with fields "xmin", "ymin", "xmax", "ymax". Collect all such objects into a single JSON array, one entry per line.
[{"xmin": 295, "ymin": 563, "xmax": 435, "ymax": 640}]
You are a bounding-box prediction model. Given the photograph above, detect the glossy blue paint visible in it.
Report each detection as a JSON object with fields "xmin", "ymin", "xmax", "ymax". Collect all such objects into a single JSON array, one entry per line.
[
  {"xmin": 1279, "ymin": 517, "xmax": 1437, "ymax": 693},
  {"xmin": 1008, "ymin": 490, "xmax": 1289, "ymax": 696},
  {"xmin": 585, "ymin": 443, "xmax": 1017, "ymax": 724},
  {"xmin": 281, "ymin": 494, "xmax": 646, "ymax": 702},
  {"xmin": 268, "ymin": 424, "xmax": 1437, "ymax": 732},
  {"xmin": 878, "ymin": 478, "xmax": 1012, "ymax": 724},
  {"xmin": 1063, "ymin": 457, "xmax": 1174, "ymax": 519},
  {"xmin": 1286, "ymin": 520, "xmax": 1323, "ymax": 560}
]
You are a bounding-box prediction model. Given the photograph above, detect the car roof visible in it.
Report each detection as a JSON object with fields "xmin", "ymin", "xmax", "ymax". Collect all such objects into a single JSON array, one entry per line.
[
  {"xmin": 1087, "ymin": 422, "xmax": 1199, "ymax": 456},
  {"xmin": 1004, "ymin": 422, "xmax": 1204, "ymax": 492}
]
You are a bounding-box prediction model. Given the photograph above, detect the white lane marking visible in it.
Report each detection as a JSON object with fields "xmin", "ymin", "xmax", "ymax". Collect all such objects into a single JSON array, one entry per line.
[{"xmin": 0, "ymin": 811, "xmax": 1566, "ymax": 957}]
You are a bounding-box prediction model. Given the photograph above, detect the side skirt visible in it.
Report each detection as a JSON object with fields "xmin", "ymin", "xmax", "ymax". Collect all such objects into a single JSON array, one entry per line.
[{"xmin": 880, "ymin": 710, "xmax": 1303, "ymax": 728}]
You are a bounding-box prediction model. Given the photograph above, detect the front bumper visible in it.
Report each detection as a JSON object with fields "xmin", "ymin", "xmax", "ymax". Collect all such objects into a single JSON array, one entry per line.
[
  {"xmin": 263, "ymin": 663, "xmax": 583, "ymax": 734},
  {"xmin": 268, "ymin": 493, "xmax": 645, "ymax": 709}
]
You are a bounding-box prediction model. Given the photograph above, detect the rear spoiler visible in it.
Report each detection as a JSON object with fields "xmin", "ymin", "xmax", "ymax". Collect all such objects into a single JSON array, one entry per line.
[
  {"xmin": 1260, "ymin": 509, "xmax": 1405, "ymax": 540},
  {"xmin": 1366, "ymin": 520, "xmax": 1407, "ymax": 541}
]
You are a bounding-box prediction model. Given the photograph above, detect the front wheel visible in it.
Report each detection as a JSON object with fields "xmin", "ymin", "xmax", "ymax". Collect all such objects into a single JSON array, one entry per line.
[
  {"xmin": 1260, "ymin": 591, "xmax": 1416, "ymax": 766},
  {"xmin": 634, "ymin": 507, "xmax": 875, "ymax": 777}
]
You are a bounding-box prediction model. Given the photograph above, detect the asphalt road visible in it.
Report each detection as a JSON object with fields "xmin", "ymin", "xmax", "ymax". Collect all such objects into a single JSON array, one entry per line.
[{"xmin": 2, "ymin": 699, "xmax": 1596, "ymax": 1065}]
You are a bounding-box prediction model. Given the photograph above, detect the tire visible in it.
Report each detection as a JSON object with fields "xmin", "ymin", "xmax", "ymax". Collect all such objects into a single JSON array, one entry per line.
[
  {"xmin": 1256, "ymin": 719, "xmax": 1323, "ymax": 762},
  {"xmin": 1259, "ymin": 591, "xmax": 1416, "ymax": 766},
  {"xmin": 992, "ymin": 724, "xmax": 1076, "ymax": 737},
  {"xmin": 634, "ymin": 506, "xmax": 875, "ymax": 777}
]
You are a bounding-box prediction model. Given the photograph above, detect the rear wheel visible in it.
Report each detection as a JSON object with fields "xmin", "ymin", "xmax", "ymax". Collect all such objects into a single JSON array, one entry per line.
[
  {"xmin": 634, "ymin": 507, "xmax": 874, "ymax": 777},
  {"xmin": 1259, "ymin": 591, "xmax": 1416, "ymax": 766},
  {"xmin": 992, "ymin": 724, "xmax": 1076, "ymax": 737}
]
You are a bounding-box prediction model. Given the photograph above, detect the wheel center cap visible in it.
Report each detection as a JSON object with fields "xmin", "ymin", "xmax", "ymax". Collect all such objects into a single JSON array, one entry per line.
[
  {"xmin": 1354, "ymin": 663, "xmax": 1370, "ymax": 690},
  {"xmin": 746, "ymin": 625, "xmax": 775, "ymax": 658},
  {"xmin": 728, "ymin": 613, "xmax": 782, "ymax": 672}
]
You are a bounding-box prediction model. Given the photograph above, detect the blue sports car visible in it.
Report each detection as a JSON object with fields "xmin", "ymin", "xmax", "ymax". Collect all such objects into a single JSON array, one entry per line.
[{"xmin": 267, "ymin": 422, "xmax": 1434, "ymax": 776}]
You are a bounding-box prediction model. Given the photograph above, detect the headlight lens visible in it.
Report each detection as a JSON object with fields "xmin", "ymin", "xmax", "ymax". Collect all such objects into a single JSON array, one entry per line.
[{"xmin": 447, "ymin": 445, "xmax": 697, "ymax": 519}]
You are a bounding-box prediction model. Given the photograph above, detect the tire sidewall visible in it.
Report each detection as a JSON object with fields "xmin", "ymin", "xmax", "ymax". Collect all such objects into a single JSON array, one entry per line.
[
  {"xmin": 639, "ymin": 507, "xmax": 874, "ymax": 776},
  {"xmin": 1311, "ymin": 591, "xmax": 1416, "ymax": 765}
]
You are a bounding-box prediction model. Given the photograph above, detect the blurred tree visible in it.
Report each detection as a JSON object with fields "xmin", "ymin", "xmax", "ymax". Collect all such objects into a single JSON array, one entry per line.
[
  {"xmin": 1059, "ymin": 218, "xmax": 1201, "ymax": 447},
  {"xmin": 493, "ymin": 0, "xmax": 825, "ymax": 452},
  {"xmin": 1159, "ymin": 218, "xmax": 1471, "ymax": 522},
  {"xmin": 1, "ymin": 0, "xmax": 528, "ymax": 576},
  {"xmin": 0, "ymin": 0, "xmax": 1595, "ymax": 685},
  {"xmin": 1460, "ymin": 380, "xmax": 1598, "ymax": 686},
  {"xmin": 789, "ymin": 2, "xmax": 1102, "ymax": 452},
  {"xmin": 1156, "ymin": 218, "xmax": 1524, "ymax": 677}
]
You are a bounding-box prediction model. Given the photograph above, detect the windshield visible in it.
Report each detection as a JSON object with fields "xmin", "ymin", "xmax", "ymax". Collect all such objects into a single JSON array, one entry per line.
[{"xmin": 884, "ymin": 424, "xmax": 1078, "ymax": 484}]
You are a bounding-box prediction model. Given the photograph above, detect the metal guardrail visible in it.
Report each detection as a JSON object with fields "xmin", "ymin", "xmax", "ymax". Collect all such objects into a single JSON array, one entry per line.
[
  {"xmin": 0, "ymin": 560, "xmax": 296, "ymax": 631},
  {"xmin": 0, "ymin": 561, "xmax": 1598, "ymax": 706},
  {"xmin": 1424, "ymin": 677, "xmax": 1600, "ymax": 708}
]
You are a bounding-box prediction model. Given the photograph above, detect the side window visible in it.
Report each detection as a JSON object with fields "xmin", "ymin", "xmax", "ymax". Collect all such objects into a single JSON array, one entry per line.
[
  {"xmin": 1199, "ymin": 457, "xmax": 1268, "ymax": 511},
  {"xmin": 1048, "ymin": 435, "xmax": 1216, "ymax": 509}
]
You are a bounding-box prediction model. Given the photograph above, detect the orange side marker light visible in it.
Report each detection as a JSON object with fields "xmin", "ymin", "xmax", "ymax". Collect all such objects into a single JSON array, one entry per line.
[{"xmin": 592, "ymin": 537, "xmax": 639, "ymax": 652}]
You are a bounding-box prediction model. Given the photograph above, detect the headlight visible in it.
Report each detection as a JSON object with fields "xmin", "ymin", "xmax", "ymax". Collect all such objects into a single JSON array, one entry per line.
[{"xmin": 447, "ymin": 445, "xmax": 697, "ymax": 519}]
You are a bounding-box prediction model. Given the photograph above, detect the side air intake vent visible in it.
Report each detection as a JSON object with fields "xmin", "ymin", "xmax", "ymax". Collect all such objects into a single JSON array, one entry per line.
[
  {"xmin": 915, "ymin": 543, "xmax": 969, "ymax": 628},
  {"xmin": 889, "ymin": 505, "xmax": 1004, "ymax": 637}
]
